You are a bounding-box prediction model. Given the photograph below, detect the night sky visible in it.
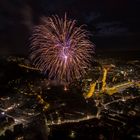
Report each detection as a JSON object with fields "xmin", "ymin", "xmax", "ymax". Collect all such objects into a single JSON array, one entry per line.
[{"xmin": 0, "ymin": 0, "xmax": 140, "ymax": 55}]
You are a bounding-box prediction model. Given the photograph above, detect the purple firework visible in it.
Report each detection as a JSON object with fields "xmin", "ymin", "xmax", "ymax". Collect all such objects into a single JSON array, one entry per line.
[{"xmin": 30, "ymin": 15, "xmax": 94, "ymax": 82}]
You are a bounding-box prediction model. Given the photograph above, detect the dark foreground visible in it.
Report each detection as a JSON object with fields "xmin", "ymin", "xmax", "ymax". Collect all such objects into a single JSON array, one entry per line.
[{"xmin": 0, "ymin": 51, "xmax": 140, "ymax": 140}]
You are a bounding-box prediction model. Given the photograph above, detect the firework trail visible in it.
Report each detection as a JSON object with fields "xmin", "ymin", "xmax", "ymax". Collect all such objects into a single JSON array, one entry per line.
[{"xmin": 30, "ymin": 15, "xmax": 94, "ymax": 82}]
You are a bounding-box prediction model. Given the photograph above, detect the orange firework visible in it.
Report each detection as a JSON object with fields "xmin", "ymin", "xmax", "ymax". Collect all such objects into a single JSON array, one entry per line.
[{"xmin": 30, "ymin": 15, "xmax": 94, "ymax": 82}]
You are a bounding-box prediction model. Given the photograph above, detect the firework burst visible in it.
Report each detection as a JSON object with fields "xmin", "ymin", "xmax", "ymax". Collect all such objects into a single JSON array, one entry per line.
[{"xmin": 30, "ymin": 15, "xmax": 94, "ymax": 82}]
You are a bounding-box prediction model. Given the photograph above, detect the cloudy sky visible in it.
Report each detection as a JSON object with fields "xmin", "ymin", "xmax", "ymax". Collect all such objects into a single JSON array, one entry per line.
[{"xmin": 0, "ymin": 0, "xmax": 140, "ymax": 55}]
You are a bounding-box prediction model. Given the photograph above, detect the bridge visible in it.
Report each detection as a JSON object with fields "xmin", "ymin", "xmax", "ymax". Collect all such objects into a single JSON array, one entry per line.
[{"xmin": 84, "ymin": 67, "xmax": 140, "ymax": 99}]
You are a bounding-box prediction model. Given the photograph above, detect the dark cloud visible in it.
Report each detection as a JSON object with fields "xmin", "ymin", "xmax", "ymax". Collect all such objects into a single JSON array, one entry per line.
[
  {"xmin": 0, "ymin": 0, "xmax": 33, "ymax": 55},
  {"xmin": 95, "ymin": 22, "xmax": 129, "ymax": 36},
  {"xmin": 0, "ymin": 0, "xmax": 139, "ymax": 55}
]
